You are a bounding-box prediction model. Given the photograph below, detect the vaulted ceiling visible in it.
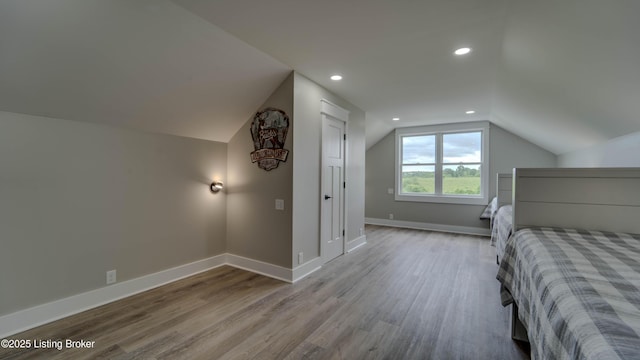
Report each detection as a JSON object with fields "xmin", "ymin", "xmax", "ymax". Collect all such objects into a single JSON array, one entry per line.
[{"xmin": 1, "ymin": 0, "xmax": 639, "ymax": 155}]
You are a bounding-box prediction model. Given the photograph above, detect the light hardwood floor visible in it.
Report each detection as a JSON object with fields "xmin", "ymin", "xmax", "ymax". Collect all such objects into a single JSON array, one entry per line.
[{"xmin": 0, "ymin": 225, "xmax": 529, "ymax": 359}]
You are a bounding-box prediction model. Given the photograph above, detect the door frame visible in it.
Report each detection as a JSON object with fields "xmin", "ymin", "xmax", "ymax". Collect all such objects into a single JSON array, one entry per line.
[{"xmin": 320, "ymin": 99, "xmax": 349, "ymax": 263}]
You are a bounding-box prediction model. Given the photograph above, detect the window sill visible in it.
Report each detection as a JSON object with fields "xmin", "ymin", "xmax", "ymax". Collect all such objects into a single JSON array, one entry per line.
[{"xmin": 394, "ymin": 193, "xmax": 488, "ymax": 205}]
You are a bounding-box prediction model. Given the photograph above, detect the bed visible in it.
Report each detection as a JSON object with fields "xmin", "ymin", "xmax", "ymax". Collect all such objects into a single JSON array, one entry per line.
[
  {"xmin": 480, "ymin": 173, "xmax": 513, "ymax": 263},
  {"xmin": 481, "ymin": 173, "xmax": 513, "ymax": 225},
  {"xmin": 496, "ymin": 167, "xmax": 640, "ymax": 360}
]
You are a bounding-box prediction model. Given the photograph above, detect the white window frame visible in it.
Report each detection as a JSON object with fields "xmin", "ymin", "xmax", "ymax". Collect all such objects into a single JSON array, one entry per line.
[{"xmin": 395, "ymin": 121, "xmax": 490, "ymax": 205}]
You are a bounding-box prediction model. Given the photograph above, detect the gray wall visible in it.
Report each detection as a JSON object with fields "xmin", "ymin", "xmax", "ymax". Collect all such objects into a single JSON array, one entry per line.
[
  {"xmin": 0, "ymin": 111, "xmax": 227, "ymax": 316},
  {"xmin": 558, "ymin": 131, "xmax": 640, "ymax": 167},
  {"xmin": 226, "ymin": 74, "xmax": 294, "ymax": 268},
  {"xmin": 292, "ymin": 73, "xmax": 366, "ymax": 266},
  {"xmin": 365, "ymin": 123, "xmax": 556, "ymax": 230},
  {"xmin": 490, "ymin": 124, "xmax": 558, "ymax": 189}
]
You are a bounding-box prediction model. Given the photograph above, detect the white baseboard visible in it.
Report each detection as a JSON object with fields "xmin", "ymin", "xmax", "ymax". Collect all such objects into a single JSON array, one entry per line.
[
  {"xmin": 292, "ymin": 257, "xmax": 323, "ymax": 283},
  {"xmin": 0, "ymin": 254, "xmax": 227, "ymax": 338},
  {"xmin": 225, "ymin": 254, "xmax": 293, "ymax": 283},
  {"xmin": 346, "ymin": 235, "xmax": 367, "ymax": 252},
  {"xmin": 365, "ymin": 217, "xmax": 490, "ymax": 237}
]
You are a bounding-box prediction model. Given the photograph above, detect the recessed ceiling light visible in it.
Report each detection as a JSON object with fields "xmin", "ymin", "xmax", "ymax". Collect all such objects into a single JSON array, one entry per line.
[
  {"xmin": 330, "ymin": 75, "xmax": 343, "ymax": 81},
  {"xmin": 392, "ymin": 117, "xmax": 400, "ymax": 121},
  {"xmin": 454, "ymin": 47, "xmax": 472, "ymax": 56},
  {"xmin": 465, "ymin": 110, "xmax": 475, "ymax": 114}
]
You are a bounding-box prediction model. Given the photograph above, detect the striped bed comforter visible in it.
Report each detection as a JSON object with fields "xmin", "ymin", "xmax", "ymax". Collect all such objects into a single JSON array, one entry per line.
[
  {"xmin": 497, "ymin": 227, "xmax": 640, "ymax": 360},
  {"xmin": 490, "ymin": 205, "xmax": 513, "ymax": 262},
  {"xmin": 480, "ymin": 197, "xmax": 498, "ymax": 221}
]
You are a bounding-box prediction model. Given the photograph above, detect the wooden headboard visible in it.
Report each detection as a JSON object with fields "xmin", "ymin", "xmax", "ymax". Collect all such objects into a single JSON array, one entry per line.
[
  {"xmin": 496, "ymin": 173, "xmax": 513, "ymax": 207},
  {"xmin": 512, "ymin": 168, "xmax": 640, "ymax": 234}
]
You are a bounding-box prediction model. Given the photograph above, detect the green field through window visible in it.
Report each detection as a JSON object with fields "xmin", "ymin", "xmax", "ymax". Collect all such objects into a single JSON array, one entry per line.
[{"xmin": 402, "ymin": 168, "xmax": 481, "ymax": 195}]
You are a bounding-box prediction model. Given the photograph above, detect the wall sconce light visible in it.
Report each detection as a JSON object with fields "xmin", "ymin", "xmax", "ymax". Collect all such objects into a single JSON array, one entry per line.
[{"xmin": 210, "ymin": 181, "xmax": 224, "ymax": 193}]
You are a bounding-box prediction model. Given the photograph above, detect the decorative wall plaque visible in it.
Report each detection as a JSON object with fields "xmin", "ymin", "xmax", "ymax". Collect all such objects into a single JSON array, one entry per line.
[{"xmin": 250, "ymin": 108, "xmax": 290, "ymax": 171}]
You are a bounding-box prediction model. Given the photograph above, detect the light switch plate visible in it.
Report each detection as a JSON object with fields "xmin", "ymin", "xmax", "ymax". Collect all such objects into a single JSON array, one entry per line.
[
  {"xmin": 106, "ymin": 270, "xmax": 117, "ymax": 285},
  {"xmin": 275, "ymin": 199, "xmax": 285, "ymax": 210}
]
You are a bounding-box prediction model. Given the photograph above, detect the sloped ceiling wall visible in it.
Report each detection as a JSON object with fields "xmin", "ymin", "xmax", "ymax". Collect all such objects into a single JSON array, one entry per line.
[
  {"xmin": 0, "ymin": 0, "xmax": 291, "ymax": 143},
  {"xmin": 491, "ymin": 0, "xmax": 640, "ymax": 154},
  {"xmin": 1, "ymin": 0, "xmax": 638, "ymax": 155}
]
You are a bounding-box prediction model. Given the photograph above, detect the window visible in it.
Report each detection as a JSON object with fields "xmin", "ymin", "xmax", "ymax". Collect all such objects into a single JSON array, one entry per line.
[{"xmin": 395, "ymin": 121, "xmax": 489, "ymax": 205}]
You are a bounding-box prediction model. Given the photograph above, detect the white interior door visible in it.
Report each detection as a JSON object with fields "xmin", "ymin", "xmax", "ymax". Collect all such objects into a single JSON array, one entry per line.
[{"xmin": 321, "ymin": 115, "xmax": 345, "ymax": 263}]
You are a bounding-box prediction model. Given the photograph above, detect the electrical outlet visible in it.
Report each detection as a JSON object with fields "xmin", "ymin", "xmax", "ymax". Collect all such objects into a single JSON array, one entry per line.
[
  {"xmin": 387, "ymin": 188, "xmax": 394, "ymax": 194},
  {"xmin": 298, "ymin": 252, "xmax": 304, "ymax": 264},
  {"xmin": 275, "ymin": 199, "xmax": 285, "ymax": 210},
  {"xmin": 389, "ymin": 213, "xmax": 394, "ymax": 220},
  {"xmin": 359, "ymin": 228, "xmax": 364, "ymax": 236},
  {"xmin": 106, "ymin": 270, "xmax": 117, "ymax": 285}
]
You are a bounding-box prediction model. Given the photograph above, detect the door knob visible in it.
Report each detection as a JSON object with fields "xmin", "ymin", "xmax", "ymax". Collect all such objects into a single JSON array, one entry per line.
[{"xmin": 324, "ymin": 195, "xmax": 332, "ymax": 200}]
